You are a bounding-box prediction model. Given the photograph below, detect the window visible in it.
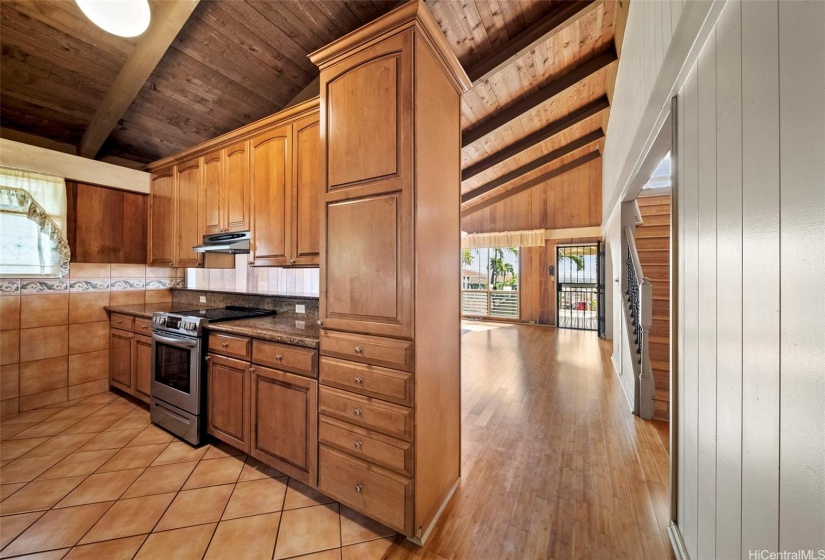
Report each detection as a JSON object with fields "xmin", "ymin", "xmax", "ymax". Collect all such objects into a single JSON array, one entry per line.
[
  {"xmin": 642, "ymin": 151, "xmax": 671, "ymax": 189},
  {"xmin": 461, "ymin": 246, "xmax": 519, "ymax": 319},
  {"xmin": 0, "ymin": 168, "xmax": 70, "ymax": 277}
]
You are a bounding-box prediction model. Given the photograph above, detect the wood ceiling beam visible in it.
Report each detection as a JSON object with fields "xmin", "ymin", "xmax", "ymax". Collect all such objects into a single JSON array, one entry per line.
[
  {"xmin": 462, "ymin": 95, "xmax": 610, "ymax": 181},
  {"xmin": 78, "ymin": 0, "xmax": 200, "ymax": 159},
  {"xmin": 462, "ymin": 129, "xmax": 604, "ymax": 204},
  {"xmin": 461, "ymin": 150, "xmax": 601, "ymax": 218},
  {"xmin": 462, "ymin": 49, "xmax": 617, "ymax": 148},
  {"xmin": 466, "ymin": 0, "xmax": 603, "ymax": 84}
]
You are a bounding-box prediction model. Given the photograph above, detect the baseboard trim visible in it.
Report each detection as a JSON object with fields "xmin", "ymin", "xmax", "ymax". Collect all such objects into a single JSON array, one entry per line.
[
  {"xmin": 667, "ymin": 521, "xmax": 690, "ymax": 560},
  {"xmin": 408, "ymin": 478, "xmax": 460, "ymax": 547}
]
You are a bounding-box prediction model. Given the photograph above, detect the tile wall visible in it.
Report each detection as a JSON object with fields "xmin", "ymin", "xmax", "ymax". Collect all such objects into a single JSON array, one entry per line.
[
  {"xmin": 186, "ymin": 255, "xmax": 320, "ymax": 296},
  {"xmin": 0, "ymin": 264, "xmax": 185, "ymax": 417}
]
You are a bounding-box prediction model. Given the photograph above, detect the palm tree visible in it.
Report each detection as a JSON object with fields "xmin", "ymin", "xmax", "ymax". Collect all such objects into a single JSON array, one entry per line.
[
  {"xmin": 461, "ymin": 248, "xmax": 474, "ymax": 267},
  {"xmin": 489, "ymin": 247, "xmax": 518, "ymax": 288}
]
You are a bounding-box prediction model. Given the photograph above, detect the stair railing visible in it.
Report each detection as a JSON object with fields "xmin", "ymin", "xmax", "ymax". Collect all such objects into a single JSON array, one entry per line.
[{"xmin": 624, "ymin": 225, "xmax": 655, "ymax": 419}]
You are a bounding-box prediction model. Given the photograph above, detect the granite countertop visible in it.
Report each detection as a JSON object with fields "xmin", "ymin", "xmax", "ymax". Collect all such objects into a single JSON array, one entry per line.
[
  {"xmin": 206, "ymin": 315, "xmax": 320, "ymax": 348},
  {"xmin": 104, "ymin": 303, "xmax": 217, "ymax": 319}
]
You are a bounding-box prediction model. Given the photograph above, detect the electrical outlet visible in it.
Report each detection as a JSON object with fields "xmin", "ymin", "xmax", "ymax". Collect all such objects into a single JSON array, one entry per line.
[
  {"xmin": 199, "ymin": 296, "xmax": 207, "ymax": 303},
  {"xmin": 295, "ymin": 304, "xmax": 306, "ymax": 314}
]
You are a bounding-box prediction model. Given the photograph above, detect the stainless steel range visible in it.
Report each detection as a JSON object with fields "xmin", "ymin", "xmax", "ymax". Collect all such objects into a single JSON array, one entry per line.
[{"xmin": 150, "ymin": 306, "xmax": 273, "ymax": 445}]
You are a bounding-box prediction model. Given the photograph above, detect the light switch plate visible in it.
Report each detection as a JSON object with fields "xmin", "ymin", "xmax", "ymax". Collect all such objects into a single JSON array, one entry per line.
[
  {"xmin": 199, "ymin": 296, "xmax": 207, "ymax": 303},
  {"xmin": 295, "ymin": 304, "xmax": 306, "ymax": 314}
]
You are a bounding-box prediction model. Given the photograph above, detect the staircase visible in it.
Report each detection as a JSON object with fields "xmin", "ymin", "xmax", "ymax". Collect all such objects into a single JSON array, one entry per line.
[{"xmin": 635, "ymin": 193, "xmax": 671, "ymax": 421}]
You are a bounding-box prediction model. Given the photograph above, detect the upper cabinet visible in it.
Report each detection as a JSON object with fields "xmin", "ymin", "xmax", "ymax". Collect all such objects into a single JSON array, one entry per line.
[
  {"xmin": 148, "ymin": 168, "xmax": 175, "ymax": 267},
  {"xmin": 249, "ymin": 111, "xmax": 321, "ymax": 267},
  {"xmin": 203, "ymin": 142, "xmax": 250, "ymax": 235},
  {"xmin": 146, "ymin": 98, "xmax": 320, "ymax": 268}
]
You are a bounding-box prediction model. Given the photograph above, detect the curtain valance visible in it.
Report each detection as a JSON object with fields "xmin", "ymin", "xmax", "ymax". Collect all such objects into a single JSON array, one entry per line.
[{"xmin": 461, "ymin": 229, "xmax": 545, "ymax": 249}]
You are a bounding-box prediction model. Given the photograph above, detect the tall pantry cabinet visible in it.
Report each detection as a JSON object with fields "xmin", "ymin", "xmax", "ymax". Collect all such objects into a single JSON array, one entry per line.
[{"xmin": 309, "ymin": 0, "xmax": 470, "ymax": 543}]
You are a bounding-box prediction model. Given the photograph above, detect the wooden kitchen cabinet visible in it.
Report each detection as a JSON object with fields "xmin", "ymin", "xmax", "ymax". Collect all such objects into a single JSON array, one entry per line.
[
  {"xmin": 250, "ymin": 365, "xmax": 317, "ymax": 484},
  {"xmin": 310, "ymin": 1, "xmax": 469, "ymax": 542},
  {"xmin": 249, "ymin": 110, "xmax": 321, "ymax": 267},
  {"xmin": 133, "ymin": 334, "xmax": 152, "ymax": 402},
  {"xmin": 249, "ymin": 125, "xmax": 291, "ymax": 266},
  {"xmin": 108, "ymin": 318, "xmax": 152, "ymax": 404},
  {"xmin": 202, "ymin": 142, "xmax": 250, "ymax": 235},
  {"xmin": 148, "ymin": 168, "xmax": 175, "ymax": 267},
  {"xmin": 206, "ymin": 353, "xmax": 250, "ymax": 453},
  {"xmin": 174, "ymin": 159, "xmax": 203, "ymax": 268},
  {"xmin": 109, "ymin": 328, "xmax": 133, "ymax": 393}
]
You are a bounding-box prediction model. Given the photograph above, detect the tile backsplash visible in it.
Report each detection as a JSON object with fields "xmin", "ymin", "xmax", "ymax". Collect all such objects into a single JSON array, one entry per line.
[
  {"xmin": 186, "ymin": 255, "xmax": 320, "ymax": 296},
  {"xmin": 0, "ymin": 264, "xmax": 185, "ymax": 417}
]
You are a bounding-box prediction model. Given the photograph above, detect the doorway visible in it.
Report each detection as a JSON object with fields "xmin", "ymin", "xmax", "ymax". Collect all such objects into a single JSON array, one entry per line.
[{"xmin": 556, "ymin": 243, "xmax": 599, "ymax": 331}]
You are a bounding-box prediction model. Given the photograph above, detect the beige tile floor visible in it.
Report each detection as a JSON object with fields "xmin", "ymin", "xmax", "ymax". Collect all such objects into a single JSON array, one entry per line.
[{"xmin": 0, "ymin": 392, "xmax": 400, "ymax": 559}]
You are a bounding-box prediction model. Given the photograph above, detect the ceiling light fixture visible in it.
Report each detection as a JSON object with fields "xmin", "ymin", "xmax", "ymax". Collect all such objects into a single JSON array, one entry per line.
[{"xmin": 75, "ymin": 0, "xmax": 151, "ymax": 38}]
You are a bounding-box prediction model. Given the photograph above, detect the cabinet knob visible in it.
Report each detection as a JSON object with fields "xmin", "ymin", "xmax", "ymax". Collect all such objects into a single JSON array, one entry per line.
[
  {"xmin": 275, "ymin": 354, "xmax": 283, "ymax": 361},
  {"xmin": 317, "ymin": 320, "xmax": 323, "ymax": 326},
  {"xmin": 249, "ymin": 261, "xmax": 255, "ymax": 266},
  {"xmin": 354, "ymin": 440, "xmax": 362, "ymax": 449},
  {"xmin": 353, "ymin": 408, "xmax": 362, "ymax": 416},
  {"xmin": 249, "ymin": 366, "xmax": 255, "ymax": 372},
  {"xmin": 222, "ymin": 342, "xmax": 229, "ymax": 348},
  {"xmin": 354, "ymin": 484, "xmax": 362, "ymax": 493},
  {"xmin": 116, "ymin": 320, "xmax": 122, "ymax": 324},
  {"xmin": 354, "ymin": 346, "xmax": 363, "ymax": 354},
  {"xmin": 205, "ymin": 356, "xmax": 210, "ymax": 361},
  {"xmin": 354, "ymin": 377, "xmax": 363, "ymax": 384},
  {"xmin": 290, "ymin": 258, "xmax": 296, "ymax": 264},
  {"xmin": 129, "ymin": 334, "xmax": 134, "ymax": 338}
]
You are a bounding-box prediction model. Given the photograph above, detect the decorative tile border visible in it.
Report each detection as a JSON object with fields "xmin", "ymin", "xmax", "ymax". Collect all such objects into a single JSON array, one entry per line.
[
  {"xmin": 0, "ymin": 279, "xmax": 20, "ymax": 295},
  {"xmin": 145, "ymin": 278, "xmax": 184, "ymax": 290},
  {"xmin": 20, "ymin": 279, "xmax": 69, "ymax": 295},
  {"xmin": 69, "ymin": 279, "xmax": 110, "ymax": 293},
  {"xmin": 110, "ymin": 279, "xmax": 145, "ymax": 292}
]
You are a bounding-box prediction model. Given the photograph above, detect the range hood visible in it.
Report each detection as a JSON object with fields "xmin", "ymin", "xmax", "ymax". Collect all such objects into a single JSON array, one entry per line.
[{"xmin": 193, "ymin": 231, "xmax": 250, "ymax": 254}]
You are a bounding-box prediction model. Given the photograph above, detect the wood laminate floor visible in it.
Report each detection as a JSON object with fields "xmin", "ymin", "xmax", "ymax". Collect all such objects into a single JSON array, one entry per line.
[{"xmin": 0, "ymin": 324, "xmax": 672, "ymax": 560}]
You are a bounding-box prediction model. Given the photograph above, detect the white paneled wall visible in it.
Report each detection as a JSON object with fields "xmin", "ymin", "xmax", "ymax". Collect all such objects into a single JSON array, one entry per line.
[
  {"xmin": 676, "ymin": 1, "xmax": 825, "ymax": 557},
  {"xmin": 186, "ymin": 255, "xmax": 320, "ymax": 296},
  {"xmin": 602, "ymin": 0, "xmax": 684, "ymax": 217}
]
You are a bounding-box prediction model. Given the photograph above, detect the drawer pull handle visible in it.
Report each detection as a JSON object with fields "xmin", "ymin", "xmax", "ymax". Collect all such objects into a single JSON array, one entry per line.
[
  {"xmin": 222, "ymin": 342, "xmax": 229, "ymax": 348},
  {"xmin": 354, "ymin": 376, "xmax": 363, "ymax": 384},
  {"xmin": 354, "ymin": 346, "xmax": 363, "ymax": 354},
  {"xmin": 353, "ymin": 408, "xmax": 362, "ymax": 416},
  {"xmin": 354, "ymin": 484, "xmax": 362, "ymax": 493},
  {"xmin": 275, "ymin": 354, "xmax": 283, "ymax": 361},
  {"xmin": 354, "ymin": 440, "xmax": 362, "ymax": 449}
]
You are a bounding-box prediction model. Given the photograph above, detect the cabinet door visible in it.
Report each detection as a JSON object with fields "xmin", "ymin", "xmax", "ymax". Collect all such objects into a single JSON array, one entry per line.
[
  {"xmin": 224, "ymin": 141, "xmax": 250, "ymax": 232},
  {"xmin": 206, "ymin": 354, "xmax": 249, "ymax": 452},
  {"xmin": 148, "ymin": 169, "xmax": 175, "ymax": 267},
  {"xmin": 132, "ymin": 334, "xmax": 152, "ymax": 404},
  {"xmin": 110, "ymin": 329, "xmax": 133, "ymax": 393},
  {"xmin": 292, "ymin": 113, "xmax": 321, "ymax": 266},
  {"xmin": 321, "ymin": 192, "xmax": 413, "ymax": 338},
  {"xmin": 249, "ymin": 125, "xmax": 291, "ymax": 266},
  {"xmin": 202, "ymin": 150, "xmax": 223, "ymax": 235},
  {"xmin": 174, "ymin": 160, "xmax": 202, "ymax": 268},
  {"xmin": 251, "ymin": 365, "xmax": 317, "ymax": 484},
  {"xmin": 322, "ymin": 32, "xmax": 411, "ymax": 195}
]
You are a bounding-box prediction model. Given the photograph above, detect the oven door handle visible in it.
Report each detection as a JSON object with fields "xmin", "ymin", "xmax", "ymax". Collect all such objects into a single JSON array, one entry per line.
[{"xmin": 151, "ymin": 332, "xmax": 198, "ymax": 349}]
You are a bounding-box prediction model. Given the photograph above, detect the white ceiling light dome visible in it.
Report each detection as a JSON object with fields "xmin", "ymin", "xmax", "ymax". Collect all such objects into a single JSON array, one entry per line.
[{"xmin": 76, "ymin": 0, "xmax": 151, "ymax": 38}]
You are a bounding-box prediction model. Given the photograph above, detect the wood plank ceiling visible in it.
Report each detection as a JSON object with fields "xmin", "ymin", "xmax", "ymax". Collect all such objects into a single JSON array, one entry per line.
[{"xmin": 0, "ymin": 0, "xmax": 620, "ymax": 218}]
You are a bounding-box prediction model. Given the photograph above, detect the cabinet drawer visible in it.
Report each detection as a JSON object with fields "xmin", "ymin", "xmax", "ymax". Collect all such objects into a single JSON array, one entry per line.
[
  {"xmin": 253, "ymin": 340, "xmax": 318, "ymax": 377},
  {"xmin": 320, "ymin": 330, "xmax": 413, "ymax": 372},
  {"xmin": 318, "ymin": 444, "xmax": 411, "ymax": 535},
  {"xmin": 110, "ymin": 313, "xmax": 134, "ymax": 332},
  {"xmin": 134, "ymin": 318, "xmax": 153, "ymax": 336},
  {"xmin": 208, "ymin": 333, "xmax": 251, "ymax": 360},
  {"xmin": 319, "ymin": 416, "xmax": 412, "ymax": 476},
  {"xmin": 320, "ymin": 357, "xmax": 412, "ymax": 406},
  {"xmin": 319, "ymin": 386, "xmax": 412, "ymax": 442}
]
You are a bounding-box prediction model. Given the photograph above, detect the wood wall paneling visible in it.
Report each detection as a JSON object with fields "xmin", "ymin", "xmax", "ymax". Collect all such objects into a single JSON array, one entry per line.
[{"xmin": 66, "ymin": 181, "xmax": 148, "ymax": 264}]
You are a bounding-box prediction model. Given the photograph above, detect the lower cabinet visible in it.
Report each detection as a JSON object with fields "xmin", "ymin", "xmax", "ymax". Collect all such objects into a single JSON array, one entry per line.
[
  {"xmin": 109, "ymin": 323, "xmax": 152, "ymax": 405},
  {"xmin": 207, "ymin": 333, "xmax": 319, "ymax": 485},
  {"xmin": 206, "ymin": 354, "xmax": 250, "ymax": 453},
  {"xmin": 250, "ymin": 365, "xmax": 317, "ymax": 484}
]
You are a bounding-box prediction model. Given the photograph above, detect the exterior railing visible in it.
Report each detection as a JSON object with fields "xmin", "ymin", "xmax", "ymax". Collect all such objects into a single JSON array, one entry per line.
[{"xmin": 461, "ymin": 290, "xmax": 519, "ymax": 319}]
